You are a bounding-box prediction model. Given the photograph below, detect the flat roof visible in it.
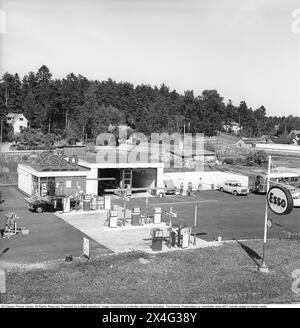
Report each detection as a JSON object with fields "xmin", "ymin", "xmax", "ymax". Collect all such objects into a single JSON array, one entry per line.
[
  {"xmin": 18, "ymin": 163, "xmax": 91, "ymax": 178},
  {"xmin": 80, "ymin": 147, "xmax": 164, "ymax": 168},
  {"xmin": 28, "ymin": 163, "xmax": 90, "ymax": 172}
]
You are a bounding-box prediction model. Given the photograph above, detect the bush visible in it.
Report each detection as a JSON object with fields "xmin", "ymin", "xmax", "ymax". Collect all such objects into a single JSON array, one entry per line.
[
  {"xmin": 222, "ymin": 158, "xmax": 235, "ymax": 165},
  {"xmin": 246, "ymin": 150, "xmax": 268, "ymax": 166}
]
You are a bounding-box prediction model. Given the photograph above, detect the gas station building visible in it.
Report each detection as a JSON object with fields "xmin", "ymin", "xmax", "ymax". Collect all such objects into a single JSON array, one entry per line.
[{"xmin": 17, "ymin": 150, "xmax": 165, "ymax": 197}]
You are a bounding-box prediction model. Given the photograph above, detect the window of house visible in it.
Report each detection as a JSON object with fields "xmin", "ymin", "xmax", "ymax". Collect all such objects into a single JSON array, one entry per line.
[{"xmin": 19, "ymin": 117, "xmax": 23, "ymax": 121}]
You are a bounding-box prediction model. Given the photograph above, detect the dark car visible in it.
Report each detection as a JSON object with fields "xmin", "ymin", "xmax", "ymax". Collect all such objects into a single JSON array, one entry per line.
[{"xmin": 26, "ymin": 195, "xmax": 78, "ymax": 213}]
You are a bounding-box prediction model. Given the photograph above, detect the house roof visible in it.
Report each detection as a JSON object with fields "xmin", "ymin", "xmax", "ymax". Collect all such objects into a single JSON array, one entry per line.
[
  {"xmin": 269, "ymin": 135, "xmax": 292, "ymax": 144},
  {"xmin": 289, "ymin": 130, "xmax": 300, "ymax": 136},
  {"xmin": 237, "ymin": 137, "xmax": 267, "ymax": 144},
  {"xmin": 6, "ymin": 113, "xmax": 16, "ymax": 118},
  {"xmin": 6, "ymin": 113, "xmax": 27, "ymax": 125}
]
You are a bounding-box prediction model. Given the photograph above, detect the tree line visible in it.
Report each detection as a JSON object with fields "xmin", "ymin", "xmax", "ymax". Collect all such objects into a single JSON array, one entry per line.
[{"xmin": 1, "ymin": 65, "xmax": 300, "ymax": 142}]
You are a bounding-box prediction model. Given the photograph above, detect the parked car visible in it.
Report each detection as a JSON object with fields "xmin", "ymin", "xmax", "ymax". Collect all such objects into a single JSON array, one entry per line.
[
  {"xmin": 164, "ymin": 179, "xmax": 177, "ymax": 195},
  {"xmin": 218, "ymin": 180, "xmax": 249, "ymax": 196},
  {"xmin": 26, "ymin": 195, "xmax": 79, "ymax": 213}
]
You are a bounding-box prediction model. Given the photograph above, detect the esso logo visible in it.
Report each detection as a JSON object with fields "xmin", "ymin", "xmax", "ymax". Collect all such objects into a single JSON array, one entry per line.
[
  {"xmin": 39, "ymin": 152, "xmax": 79, "ymax": 167},
  {"xmin": 267, "ymin": 186, "xmax": 294, "ymax": 215}
]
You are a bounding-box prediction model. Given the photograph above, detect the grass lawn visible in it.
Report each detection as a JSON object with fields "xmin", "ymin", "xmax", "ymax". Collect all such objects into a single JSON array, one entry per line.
[{"xmin": 3, "ymin": 239, "xmax": 300, "ymax": 304}]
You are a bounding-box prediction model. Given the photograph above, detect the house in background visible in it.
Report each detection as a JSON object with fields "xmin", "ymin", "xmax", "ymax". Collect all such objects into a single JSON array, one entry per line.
[
  {"xmin": 6, "ymin": 113, "xmax": 29, "ymax": 134},
  {"xmin": 222, "ymin": 121, "xmax": 241, "ymax": 135},
  {"xmin": 235, "ymin": 137, "xmax": 267, "ymax": 149},
  {"xmin": 269, "ymin": 135, "xmax": 293, "ymax": 145},
  {"xmin": 289, "ymin": 130, "xmax": 300, "ymax": 145}
]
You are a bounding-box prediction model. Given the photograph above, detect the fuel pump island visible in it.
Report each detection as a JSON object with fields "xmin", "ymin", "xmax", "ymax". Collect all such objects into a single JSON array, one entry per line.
[{"xmin": 104, "ymin": 187, "xmax": 195, "ymax": 252}]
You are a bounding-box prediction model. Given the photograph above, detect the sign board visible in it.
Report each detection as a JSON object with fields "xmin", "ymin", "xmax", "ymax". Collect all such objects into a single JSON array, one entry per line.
[
  {"xmin": 267, "ymin": 186, "xmax": 294, "ymax": 215},
  {"xmin": 39, "ymin": 151, "xmax": 79, "ymax": 168},
  {"xmin": 0, "ymin": 269, "xmax": 6, "ymax": 294},
  {"xmin": 83, "ymin": 237, "xmax": 90, "ymax": 258},
  {"xmin": 165, "ymin": 211, "xmax": 177, "ymax": 218}
]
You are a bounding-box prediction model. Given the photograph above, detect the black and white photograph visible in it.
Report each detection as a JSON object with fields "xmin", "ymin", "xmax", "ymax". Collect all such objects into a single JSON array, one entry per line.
[{"xmin": 0, "ymin": 0, "xmax": 300, "ymax": 312}]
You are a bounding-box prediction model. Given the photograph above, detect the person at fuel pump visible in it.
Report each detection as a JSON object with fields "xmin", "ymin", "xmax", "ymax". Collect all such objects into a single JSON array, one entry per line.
[
  {"xmin": 187, "ymin": 182, "xmax": 193, "ymax": 197},
  {"xmin": 198, "ymin": 178, "xmax": 203, "ymax": 192},
  {"xmin": 0, "ymin": 194, "xmax": 5, "ymax": 238},
  {"xmin": 179, "ymin": 182, "xmax": 184, "ymax": 195},
  {"xmin": 0, "ymin": 211, "xmax": 6, "ymax": 238}
]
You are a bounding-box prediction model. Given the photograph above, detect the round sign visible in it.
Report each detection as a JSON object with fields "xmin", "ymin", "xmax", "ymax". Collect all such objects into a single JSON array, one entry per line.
[{"xmin": 267, "ymin": 185, "xmax": 294, "ymax": 215}]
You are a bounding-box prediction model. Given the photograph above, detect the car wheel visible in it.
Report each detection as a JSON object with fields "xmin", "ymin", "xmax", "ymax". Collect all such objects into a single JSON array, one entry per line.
[
  {"xmin": 233, "ymin": 191, "xmax": 238, "ymax": 196},
  {"xmin": 220, "ymin": 187, "xmax": 224, "ymax": 192},
  {"xmin": 36, "ymin": 206, "xmax": 44, "ymax": 213}
]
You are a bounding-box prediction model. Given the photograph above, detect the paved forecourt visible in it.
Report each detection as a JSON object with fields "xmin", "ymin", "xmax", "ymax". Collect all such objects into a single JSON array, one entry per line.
[{"xmin": 56, "ymin": 208, "xmax": 220, "ymax": 254}]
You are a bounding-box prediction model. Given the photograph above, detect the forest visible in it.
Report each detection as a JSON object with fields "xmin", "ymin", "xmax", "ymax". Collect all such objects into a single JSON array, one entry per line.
[{"xmin": 1, "ymin": 65, "xmax": 300, "ymax": 143}]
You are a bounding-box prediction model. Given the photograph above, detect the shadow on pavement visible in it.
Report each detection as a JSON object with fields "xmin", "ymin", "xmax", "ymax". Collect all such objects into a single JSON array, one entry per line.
[
  {"xmin": 233, "ymin": 238, "xmax": 261, "ymax": 266},
  {"xmin": 0, "ymin": 248, "xmax": 10, "ymax": 257}
]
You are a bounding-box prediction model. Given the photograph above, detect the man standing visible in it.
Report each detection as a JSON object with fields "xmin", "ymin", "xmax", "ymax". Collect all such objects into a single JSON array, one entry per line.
[
  {"xmin": 187, "ymin": 182, "xmax": 193, "ymax": 197},
  {"xmin": 0, "ymin": 193, "xmax": 5, "ymax": 238},
  {"xmin": 179, "ymin": 182, "xmax": 184, "ymax": 196}
]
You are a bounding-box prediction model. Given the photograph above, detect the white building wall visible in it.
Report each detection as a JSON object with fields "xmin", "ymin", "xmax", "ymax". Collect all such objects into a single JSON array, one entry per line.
[
  {"xmin": 85, "ymin": 167, "xmax": 98, "ymax": 195},
  {"xmin": 13, "ymin": 118, "xmax": 28, "ymax": 134},
  {"xmin": 255, "ymin": 143, "xmax": 300, "ymax": 154},
  {"xmin": 164, "ymin": 171, "xmax": 249, "ymax": 190},
  {"xmin": 18, "ymin": 167, "xmax": 32, "ymax": 195},
  {"xmin": 157, "ymin": 167, "xmax": 164, "ymax": 188}
]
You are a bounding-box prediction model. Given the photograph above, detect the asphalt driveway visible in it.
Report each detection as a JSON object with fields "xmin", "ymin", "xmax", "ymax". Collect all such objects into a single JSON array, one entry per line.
[
  {"xmin": 113, "ymin": 190, "xmax": 300, "ymax": 241},
  {"xmin": 0, "ymin": 186, "xmax": 111, "ymax": 264}
]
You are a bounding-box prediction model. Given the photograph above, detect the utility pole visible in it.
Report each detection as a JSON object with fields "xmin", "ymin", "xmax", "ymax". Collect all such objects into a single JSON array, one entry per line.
[
  {"xmin": 0, "ymin": 118, "xmax": 3, "ymax": 144},
  {"xmin": 5, "ymin": 86, "xmax": 8, "ymax": 108},
  {"xmin": 65, "ymin": 109, "xmax": 68, "ymax": 130}
]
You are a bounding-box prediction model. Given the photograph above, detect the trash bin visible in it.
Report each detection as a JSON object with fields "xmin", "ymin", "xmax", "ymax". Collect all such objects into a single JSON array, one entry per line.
[
  {"xmin": 91, "ymin": 195, "xmax": 98, "ymax": 210},
  {"xmin": 151, "ymin": 228, "xmax": 164, "ymax": 251},
  {"xmin": 83, "ymin": 199, "xmax": 91, "ymax": 211}
]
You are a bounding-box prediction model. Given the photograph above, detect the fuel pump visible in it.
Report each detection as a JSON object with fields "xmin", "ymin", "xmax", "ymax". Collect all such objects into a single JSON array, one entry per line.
[{"xmin": 179, "ymin": 225, "xmax": 190, "ymax": 248}]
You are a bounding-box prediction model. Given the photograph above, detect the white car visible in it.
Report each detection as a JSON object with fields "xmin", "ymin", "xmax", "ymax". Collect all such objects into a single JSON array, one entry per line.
[{"xmin": 219, "ymin": 180, "xmax": 249, "ymax": 196}]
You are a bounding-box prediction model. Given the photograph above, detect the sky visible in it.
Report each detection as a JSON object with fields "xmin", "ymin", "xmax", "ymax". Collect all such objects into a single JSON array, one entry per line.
[{"xmin": 0, "ymin": 0, "xmax": 300, "ymax": 116}]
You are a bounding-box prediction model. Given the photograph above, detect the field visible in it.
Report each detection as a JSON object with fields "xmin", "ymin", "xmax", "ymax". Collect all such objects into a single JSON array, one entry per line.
[{"xmin": 3, "ymin": 238, "xmax": 300, "ymax": 304}]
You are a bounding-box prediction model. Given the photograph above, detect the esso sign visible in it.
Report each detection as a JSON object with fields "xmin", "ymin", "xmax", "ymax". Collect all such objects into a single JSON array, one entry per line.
[
  {"xmin": 39, "ymin": 151, "xmax": 79, "ymax": 168},
  {"xmin": 267, "ymin": 186, "xmax": 294, "ymax": 215}
]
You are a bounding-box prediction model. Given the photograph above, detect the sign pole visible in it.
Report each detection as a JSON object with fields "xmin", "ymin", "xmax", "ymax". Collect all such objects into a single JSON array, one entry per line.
[
  {"xmin": 260, "ymin": 155, "xmax": 271, "ymax": 273},
  {"xmin": 123, "ymin": 196, "xmax": 127, "ymax": 225},
  {"xmin": 146, "ymin": 191, "xmax": 149, "ymax": 219},
  {"xmin": 193, "ymin": 205, "xmax": 197, "ymax": 246}
]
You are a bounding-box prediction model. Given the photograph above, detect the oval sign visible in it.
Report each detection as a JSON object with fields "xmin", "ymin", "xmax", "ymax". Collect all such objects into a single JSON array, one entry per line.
[{"xmin": 267, "ymin": 185, "xmax": 294, "ymax": 215}]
